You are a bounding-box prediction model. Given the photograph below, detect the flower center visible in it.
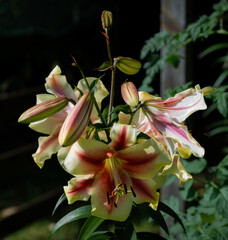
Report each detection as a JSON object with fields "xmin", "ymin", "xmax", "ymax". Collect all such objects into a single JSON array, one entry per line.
[
  {"xmin": 106, "ymin": 182, "xmax": 136, "ymax": 207},
  {"xmin": 106, "ymin": 151, "xmax": 114, "ymax": 158}
]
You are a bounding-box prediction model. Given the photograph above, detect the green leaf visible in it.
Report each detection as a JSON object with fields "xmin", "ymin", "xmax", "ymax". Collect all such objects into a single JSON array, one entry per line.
[
  {"xmin": 148, "ymin": 207, "xmax": 169, "ymax": 236},
  {"xmin": 52, "ymin": 193, "xmax": 67, "ymax": 215},
  {"xmin": 78, "ymin": 216, "xmax": 105, "ymax": 240},
  {"xmin": 158, "ymin": 201, "xmax": 187, "ymax": 236},
  {"xmin": 95, "ymin": 61, "xmax": 112, "ymax": 71},
  {"xmin": 112, "ymin": 104, "xmax": 132, "ymax": 114},
  {"xmin": 179, "ymin": 179, "xmax": 198, "ymax": 202},
  {"xmin": 114, "ymin": 218, "xmax": 135, "ymax": 240},
  {"xmin": 199, "ymin": 42, "xmax": 228, "ymax": 59},
  {"xmin": 182, "ymin": 158, "xmax": 207, "ymax": 174},
  {"xmin": 166, "ymin": 54, "xmax": 180, "ymax": 68},
  {"xmin": 87, "ymin": 231, "xmax": 115, "ymax": 240},
  {"xmin": 214, "ymin": 69, "xmax": 228, "ymax": 88},
  {"xmin": 137, "ymin": 232, "xmax": 167, "ymax": 240},
  {"xmin": 49, "ymin": 205, "xmax": 92, "ymax": 239}
]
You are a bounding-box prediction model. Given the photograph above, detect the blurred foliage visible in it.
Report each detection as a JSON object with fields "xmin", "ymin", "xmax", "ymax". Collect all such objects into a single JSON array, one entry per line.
[{"xmin": 139, "ymin": 0, "xmax": 228, "ymax": 239}]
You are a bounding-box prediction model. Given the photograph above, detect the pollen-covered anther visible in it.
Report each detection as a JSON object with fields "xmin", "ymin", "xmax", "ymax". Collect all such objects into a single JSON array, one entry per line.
[
  {"xmin": 106, "ymin": 192, "xmax": 110, "ymax": 204},
  {"xmin": 106, "ymin": 151, "xmax": 114, "ymax": 158}
]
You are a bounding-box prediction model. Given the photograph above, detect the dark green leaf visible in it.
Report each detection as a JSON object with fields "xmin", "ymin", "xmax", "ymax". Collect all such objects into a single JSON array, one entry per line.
[
  {"xmin": 166, "ymin": 54, "xmax": 180, "ymax": 68},
  {"xmin": 199, "ymin": 42, "xmax": 228, "ymax": 59},
  {"xmin": 49, "ymin": 205, "xmax": 92, "ymax": 239},
  {"xmin": 114, "ymin": 218, "xmax": 135, "ymax": 240},
  {"xmin": 78, "ymin": 216, "xmax": 105, "ymax": 240},
  {"xmin": 137, "ymin": 232, "xmax": 167, "ymax": 240},
  {"xmin": 112, "ymin": 105, "xmax": 132, "ymax": 114},
  {"xmin": 52, "ymin": 193, "xmax": 67, "ymax": 215},
  {"xmin": 158, "ymin": 201, "xmax": 187, "ymax": 236},
  {"xmin": 148, "ymin": 207, "xmax": 169, "ymax": 236},
  {"xmin": 95, "ymin": 61, "xmax": 112, "ymax": 71},
  {"xmin": 87, "ymin": 231, "xmax": 115, "ymax": 240}
]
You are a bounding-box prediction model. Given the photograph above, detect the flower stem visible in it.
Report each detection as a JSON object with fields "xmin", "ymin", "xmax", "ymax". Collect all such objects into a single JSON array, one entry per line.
[{"xmin": 108, "ymin": 64, "xmax": 116, "ymax": 125}]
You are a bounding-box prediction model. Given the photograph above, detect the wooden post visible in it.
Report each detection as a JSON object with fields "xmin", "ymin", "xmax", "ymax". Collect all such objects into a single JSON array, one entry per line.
[{"xmin": 160, "ymin": 0, "xmax": 187, "ymax": 232}]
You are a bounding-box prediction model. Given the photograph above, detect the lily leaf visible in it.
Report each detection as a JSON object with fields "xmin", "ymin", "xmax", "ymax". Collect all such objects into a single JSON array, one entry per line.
[
  {"xmin": 78, "ymin": 216, "xmax": 105, "ymax": 240},
  {"xmin": 49, "ymin": 205, "xmax": 91, "ymax": 239},
  {"xmin": 52, "ymin": 193, "xmax": 67, "ymax": 215},
  {"xmin": 87, "ymin": 231, "xmax": 115, "ymax": 240},
  {"xmin": 158, "ymin": 201, "xmax": 187, "ymax": 236}
]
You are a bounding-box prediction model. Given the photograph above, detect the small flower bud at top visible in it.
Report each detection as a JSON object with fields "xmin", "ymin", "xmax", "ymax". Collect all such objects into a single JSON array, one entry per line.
[{"xmin": 101, "ymin": 10, "xmax": 113, "ymax": 31}]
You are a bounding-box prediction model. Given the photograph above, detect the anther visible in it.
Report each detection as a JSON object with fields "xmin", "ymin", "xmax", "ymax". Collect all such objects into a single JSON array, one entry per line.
[
  {"xmin": 114, "ymin": 202, "xmax": 117, "ymax": 208},
  {"xmin": 106, "ymin": 192, "xmax": 110, "ymax": 204},
  {"xmin": 130, "ymin": 186, "xmax": 136, "ymax": 197},
  {"xmin": 124, "ymin": 183, "xmax": 127, "ymax": 194}
]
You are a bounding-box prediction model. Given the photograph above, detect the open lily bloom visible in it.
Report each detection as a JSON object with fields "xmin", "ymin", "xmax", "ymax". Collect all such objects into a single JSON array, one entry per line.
[
  {"xmin": 61, "ymin": 123, "xmax": 171, "ymax": 221},
  {"xmin": 121, "ymin": 82, "xmax": 207, "ymax": 158},
  {"xmin": 27, "ymin": 66, "xmax": 108, "ymax": 168}
]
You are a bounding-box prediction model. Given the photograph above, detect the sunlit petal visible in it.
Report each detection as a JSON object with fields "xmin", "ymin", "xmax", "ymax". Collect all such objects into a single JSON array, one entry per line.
[
  {"xmin": 32, "ymin": 132, "xmax": 60, "ymax": 168},
  {"xmin": 114, "ymin": 138, "xmax": 171, "ymax": 178},
  {"xmin": 64, "ymin": 176, "xmax": 94, "ymax": 204},
  {"xmin": 63, "ymin": 138, "xmax": 112, "ymax": 176},
  {"xmin": 109, "ymin": 123, "xmax": 137, "ymax": 151}
]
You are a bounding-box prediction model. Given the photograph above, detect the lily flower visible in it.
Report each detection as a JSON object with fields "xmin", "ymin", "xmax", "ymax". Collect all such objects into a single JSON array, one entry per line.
[
  {"xmin": 120, "ymin": 82, "xmax": 207, "ymax": 158},
  {"xmin": 60, "ymin": 123, "xmax": 171, "ymax": 221}
]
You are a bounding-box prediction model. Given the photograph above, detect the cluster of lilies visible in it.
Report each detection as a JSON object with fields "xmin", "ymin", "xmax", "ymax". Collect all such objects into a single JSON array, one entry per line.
[{"xmin": 18, "ymin": 10, "xmax": 212, "ymax": 222}]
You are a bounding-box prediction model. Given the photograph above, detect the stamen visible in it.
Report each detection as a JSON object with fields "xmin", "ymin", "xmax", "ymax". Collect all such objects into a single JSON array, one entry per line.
[
  {"xmin": 114, "ymin": 202, "xmax": 117, "ymax": 208},
  {"xmin": 130, "ymin": 186, "xmax": 136, "ymax": 197},
  {"xmin": 106, "ymin": 192, "xmax": 110, "ymax": 204},
  {"xmin": 124, "ymin": 183, "xmax": 127, "ymax": 194},
  {"xmin": 106, "ymin": 151, "xmax": 113, "ymax": 158}
]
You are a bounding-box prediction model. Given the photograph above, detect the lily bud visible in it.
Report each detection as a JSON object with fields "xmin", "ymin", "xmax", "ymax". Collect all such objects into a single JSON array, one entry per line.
[
  {"xmin": 101, "ymin": 10, "xmax": 113, "ymax": 31},
  {"xmin": 121, "ymin": 81, "xmax": 139, "ymax": 107},
  {"xmin": 18, "ymin": 97, "xmax": 69, "ymax": 124},
  {"xmin": 115, "ymin": 57, "xmax": 141, "ymax": 75},
  {"xmin": 58, "ymin": 91, "xmax": 93, "ymax": 147}
]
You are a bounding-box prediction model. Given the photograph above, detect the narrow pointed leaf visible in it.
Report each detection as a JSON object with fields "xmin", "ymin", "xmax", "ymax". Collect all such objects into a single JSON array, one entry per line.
[
  {"xmin": 78, "ymin": 216, "xmax": 105, "ymax": 240},
  {"xmin": 87, "ymin": 231, "xmax": 115, "ymax": 240},
  {"xmin": 115, "ymin": 218, "xmax": 135, "ymax": 240},
  {"xmin": 158, "ymin": 201, "xmax": 187, "ymax": 236},
  {"xmin": 52, "ymin": 193, "xmax": 67, "ymax": 215},
  {"xmin": 148, "ymin": 207, "xmax": 169, "ymax": 237},
  {"xmin": 49, "ymin": 205, "xmax": 91, "ymax": 239}
]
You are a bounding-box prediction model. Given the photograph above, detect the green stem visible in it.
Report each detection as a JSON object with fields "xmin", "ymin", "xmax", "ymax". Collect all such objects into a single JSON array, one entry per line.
[{"xmin": 108, "ymin": 65, "xmax": 116, "ymax": 125}]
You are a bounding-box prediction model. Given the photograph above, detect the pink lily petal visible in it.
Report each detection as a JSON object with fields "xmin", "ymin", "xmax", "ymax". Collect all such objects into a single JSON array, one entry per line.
[
  {"xmin": 144, "ymin": 106, "xmax": 205, "ymax": 157},
  {"xmin": 45, "ymin": 65, "xmax": 78, "ymax": 102},
  {"xmin": 114, "ymin": 138, "xmax": 171, "ymax": 179},
  {"xmin": 131, "ymin": 178, "xmax": 159, "ymax": 210},
  {"xmin": 64, "ymin": 176, "xmax": 94, "ymax": 204},
  {"xmin": 91, "ymin": 162, "xmax": 133, "ymax": 221},
  {"xmin": 109, "ymin": 123, "xmax": 137, "ymax": 151},
  {"xmin": 146, "ymin": 91, "xmax": 207, "ymax": 123},
  {"xmin": 32, "ymin": 132, "xmax": 60, "ymax": 168},
  {"xmin": 63, "ymin": 138, "xmax": 112, "ymax": 176}
]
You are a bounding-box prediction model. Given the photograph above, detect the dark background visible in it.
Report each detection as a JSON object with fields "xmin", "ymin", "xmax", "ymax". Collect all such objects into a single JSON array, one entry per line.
[{"xmin": 0, "ymin": 0, "xmax": 223, "ymax": 237}]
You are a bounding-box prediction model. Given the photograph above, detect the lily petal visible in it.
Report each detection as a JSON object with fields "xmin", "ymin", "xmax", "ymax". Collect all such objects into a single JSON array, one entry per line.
[
  {"xmin": 109, "ymin": 123, "xmax": 137, "ymax": 151},
  {"xmin": 91, "ymin": 163, "xmax": 133, "ymax": 221},
  {"xmin": 144, "ymin": 106, "xmax": 205, "ymax": 157},
  {"xmin": 131, "ymin": 178, "xmax": 159, "ymax": 210},
  {"xmin": 32, "ymin": 132, "xmax": 60, "ymax": 168},
  {"xmin": 161, "ymin": 154, "xmax": 192, "ymax": 185},
  {"xmin": 114, "ymin": 138, "xmax": 171, "ymax": 179},
  {"xmin": 63, "ymin": 138, "xmax": 112, "ymax": 176},
  {"xmin": 45, "ymin": 65, "xmax": 78, "ymax": 102},
  {"xmin": 64, "ymin": 176, "xmax": 94, "ymax": 204}
]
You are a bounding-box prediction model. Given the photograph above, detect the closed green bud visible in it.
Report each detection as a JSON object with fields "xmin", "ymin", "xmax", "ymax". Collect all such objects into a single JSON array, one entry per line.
[
  {"xmin": 101, "ymin": 10, "xmax": 113, "ymax": 31},
  {"xmin": 115, "ymin": 57, "xmax": 141, "ymax": 75},
  {"xmin": 18, "ymin": 97, "xmax": 69, "ymax": 124}
]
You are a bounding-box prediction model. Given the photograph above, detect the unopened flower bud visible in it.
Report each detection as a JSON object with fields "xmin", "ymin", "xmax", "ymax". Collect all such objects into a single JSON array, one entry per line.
[
  {"xmin": 101, "ymin": 10, "xmax": 113, "ymax": 31},
  {"xmin": 58, "ymin": 91, "xmax": 93, "ymax": 147},
  {"xmin": 18, "ymin": 97, "xmax": 69, "ymax": 124},
  {"xmin": 115, "ymin": 57, "xmax": 141, "ymax": 75},
  {"xmin": 121, "ymin": 81, "xmax": 139, "ymax": 107}
]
